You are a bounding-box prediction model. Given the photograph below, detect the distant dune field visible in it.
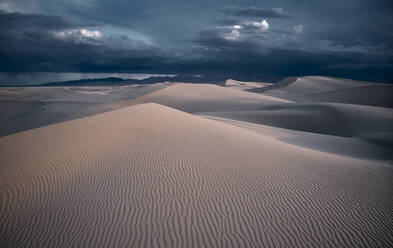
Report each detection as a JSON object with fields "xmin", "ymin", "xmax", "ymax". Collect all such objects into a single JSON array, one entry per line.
[
  {"xmin": 249, "ymin": 76, "xmax": 393, "ymax": 108},
  {"xmin": 1, "ymin": 76, "xmax": 392, "ymax": 247}
]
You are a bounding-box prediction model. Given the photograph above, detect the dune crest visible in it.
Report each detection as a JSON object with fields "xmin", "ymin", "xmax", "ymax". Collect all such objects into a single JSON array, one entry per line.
[
  {"xmin": 225, "ymin": 79, "xmax": 273, "ymax": 90},
  {"xmin": 127, "ymin": 83, "xmax": 291, "ymax": 112},
  {"xmin": 248, "ymin": 76, "xmax": 393, "ymax": 107}
]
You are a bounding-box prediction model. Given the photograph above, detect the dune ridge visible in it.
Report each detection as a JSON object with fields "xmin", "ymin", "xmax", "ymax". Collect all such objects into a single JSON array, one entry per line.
[
  {"xmin": 1, "ymin": 103, "xmax": 392, "ymax": 247},
  {"xmin": 0, "ymin": 83, "xmax": 170, "ymax": 136},
  {"xmin": 127, "ymin": 83, "xmax": 291, "ymax": 113},
  {"xmin": 248, "ymin": 76, "xmax": 393, "ymax": 108},
  {"xmin": 250, "ymin": 76, "xmax": 379, "ymax": 94},
  {"xmin": 225, "ymin": 79, "xmax": 273, "ymax": 90}
]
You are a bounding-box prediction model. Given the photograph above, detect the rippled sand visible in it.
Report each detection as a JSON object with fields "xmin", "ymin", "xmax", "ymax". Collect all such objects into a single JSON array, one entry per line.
[{"xmin": 1, "ymin": 77, "xmax": 392, "ymax": 247}]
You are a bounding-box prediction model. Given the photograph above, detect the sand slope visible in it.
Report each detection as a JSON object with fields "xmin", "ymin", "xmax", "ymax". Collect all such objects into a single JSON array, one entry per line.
[
  {"xmin": 249, "ymin": 76, "xmax": 393, "ymax": 107},
  {"xmin": 301, "ymin": 85, "xmax": 393, "ymax": 108},
  {"xmin": 1, "ymin": 103, "xmax": 392, "ymax": 247},
  {"xmin": 0, "ymin": 83, "xmax": 169, "ymax": 136},
  {"xmin": 225, "ymin": 79, "xmax": 273, "ymax": 90},
  {"xmin": 203, "ymin": 115, "xmax": 393, "ymax": 162},
  {"xmin": 251, "ymin": 76, "xmax": 376, "ymax": 95},
  {"xmin": 199, "ymin": 102, "xmax": 393, "ymax": 137},
  {"xmin": 129, "ymin": 83, "xmax": 291, "ymax": 113}
]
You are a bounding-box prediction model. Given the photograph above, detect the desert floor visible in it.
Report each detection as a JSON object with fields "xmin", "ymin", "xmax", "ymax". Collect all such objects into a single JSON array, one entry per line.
[{"xmin": 1, "ymin": 76, "xmax": 392, "ymax": 247}]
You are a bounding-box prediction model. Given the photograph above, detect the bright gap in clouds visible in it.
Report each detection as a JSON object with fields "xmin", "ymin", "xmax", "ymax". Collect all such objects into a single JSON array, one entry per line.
[
  {"xmin": 54, "ymin": 28, "xmax": 102, "ymax": 40},
  {"xmin": 225, "ymin": 19, "xmax": 269, "ymax": 40},
  {"xmin": 80, "ymin": 29, "xmax": 102, "ymax": 38},
  {"xmin": 248, "ymin": 20, "xmax": 270, "ymax": 31}
]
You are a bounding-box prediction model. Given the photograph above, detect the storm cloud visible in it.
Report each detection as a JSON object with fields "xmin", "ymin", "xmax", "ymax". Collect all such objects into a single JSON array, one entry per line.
[
  {"xmin": 0, "ymin": 0, "xmax": 392, "ymax": 81},
  {"xmin": 221, "ymin": 6, "xmax": 291, "ymax": 19},
  {"xmin": 0, "ymin": 11, "xmax": 167, "ymax": 72}
]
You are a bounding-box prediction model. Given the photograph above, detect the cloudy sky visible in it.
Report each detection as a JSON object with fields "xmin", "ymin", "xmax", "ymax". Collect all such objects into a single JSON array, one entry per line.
[{"xmin": 0, "ymin": 0, "xmax": 392, "ymax": 81}]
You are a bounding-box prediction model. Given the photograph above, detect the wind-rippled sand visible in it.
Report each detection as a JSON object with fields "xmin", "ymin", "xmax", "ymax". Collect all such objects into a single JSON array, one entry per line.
[{"xmin": 1, "ymin": 103, "xmax": 392, "ymax": 247}]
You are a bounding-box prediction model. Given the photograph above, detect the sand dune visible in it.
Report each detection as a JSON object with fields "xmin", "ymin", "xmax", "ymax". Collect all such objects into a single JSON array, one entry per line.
[
  {"xmin": 203, "ymin": 115, "xmax": 393, "ymax": 162},
  {"xmin": 129, "ymin": 83, "xmax": 291, "ymax": 112},
  {"xmin": 0, "ymin": 83, "xmax": 169, "ymax": 136},
  {"xmin": 1, "ymin": 78, "xmax": 392, "ymax": 247},
  {"xmin": 3, "ymin": 77, "xmax": 389, "ymax": 137},
  {"xmin": 253, "ymin": 76, "xmax": 378, "ymax": 94},
  {"xmin": 1, "ymin": 103, "xmax": 392, "ymax": 247},
  {"xmin": 301, "ymin": 85, "xmax": 393, "ymax": 108},
  {"xmin": 199, "ymin": 102, "xmax": 393, "ymax": 138},
  {"xmin": 225, "ymin": 79, "xmax": 273, "ymax": 90},
  {"xmin": 0, "ymin": 82, "xmax": 287, "ymax": 136},
  {"xmin": 248, "ymin": 76, "xmax": 393, "ymax": 106}
]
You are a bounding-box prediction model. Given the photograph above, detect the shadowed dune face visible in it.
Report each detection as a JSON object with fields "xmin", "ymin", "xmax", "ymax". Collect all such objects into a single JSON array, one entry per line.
[
  {"xmin": 1, "ymin": 103, "xmax": 392, "ymax": 247},
  {"xmin": 279, "ymin": 76, "xmax": 371, "ymax": 93},
  {"xmin": 255, "ymin": 76, "xmax": 377, "ymax": 95},
  {"xmin": 202, "ymin": 115, "xmax": 393, "ymax": 161},
  {"xmin": 301, "ymin": 86, "xmax": 393, "ymax": 108},
  {"xmin": 199, "ymin": 103, "xmax": 393, "ymax": 137},
  {"xmin": 249, "ymin": 76, "xmax": 393, "ymax": 108}
]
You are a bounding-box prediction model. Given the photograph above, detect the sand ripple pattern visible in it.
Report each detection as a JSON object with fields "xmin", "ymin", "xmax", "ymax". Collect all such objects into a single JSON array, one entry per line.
[{"xmin": 0, "ymin": 103, "xmax": 392, "ymax": 247}]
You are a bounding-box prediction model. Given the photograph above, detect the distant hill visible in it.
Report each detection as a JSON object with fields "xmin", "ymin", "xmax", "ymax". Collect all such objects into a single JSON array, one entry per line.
[{"xmin": 38, "ymin": 75, "xmax": 227, "ymax": 87}]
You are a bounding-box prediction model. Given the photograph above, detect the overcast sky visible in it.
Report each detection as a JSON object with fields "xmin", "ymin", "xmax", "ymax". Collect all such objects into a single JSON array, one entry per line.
[{"xmin": 0, "ymin": 0, "xmax": 392, "ymax": 81}]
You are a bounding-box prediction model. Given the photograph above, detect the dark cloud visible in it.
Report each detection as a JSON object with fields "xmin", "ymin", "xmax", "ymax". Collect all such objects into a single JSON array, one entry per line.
[
  {"xmin": 216, "ymin": 18, "xmax": 243, "ymax": 26},
  {"xmin": 0, "ymin": 11, "xmax": 167, "ymax": 72},
  {"xmin": 0, "ymin": 11, "xmax": 77, "ymax": 30},
  {"xmin": 221, "ymin": 6, "xmax": 291, "ymax": 19},
  {"xmin": 190, "ymin": 20, "xmax": 393, "ymax": 82},
  {"xmin": 0, "ymin": 0, "xmax": 392, "ymax": 81}
]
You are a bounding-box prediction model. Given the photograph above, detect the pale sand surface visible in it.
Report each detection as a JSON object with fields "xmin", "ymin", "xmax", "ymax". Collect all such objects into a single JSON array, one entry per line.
[
  {"xmin": 0, "ymin": 83, "xmax": 286, "ymax": 136},
  {"xmin": 127, "ymin": 83, "xmax": 291, "ymax": 113},
  {"xmin": 0, "ymin": 83, "xmax": 169, "ymax": 136},
  {"xmin": 202, "ymin": 115, "xmax": 393, "ymax": 163},
  {"xmin": 225, "ymin": 79, "xmax": 273, "ymax": 90},
  {"xmin": 252, "ymin": 76, "xmax": 381, "ymax": 95},
  {"xmin": 1, "ymin": 77, "xmax": 393, "ymax": 247},
  {"xmin": 1, "ymin": 103, "xmax": 392, "ymax": 247}
]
